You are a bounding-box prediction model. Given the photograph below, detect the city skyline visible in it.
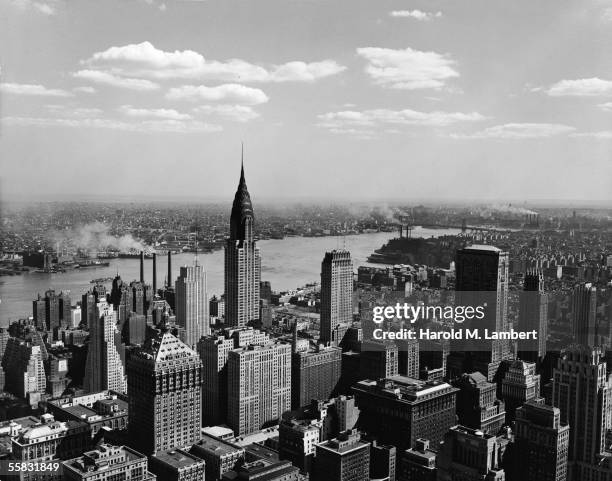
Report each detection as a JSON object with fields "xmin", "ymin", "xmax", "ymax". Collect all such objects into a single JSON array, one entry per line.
[{"xmin": 2, "ymin": 0, "xmax": 612, "ymax": 203}]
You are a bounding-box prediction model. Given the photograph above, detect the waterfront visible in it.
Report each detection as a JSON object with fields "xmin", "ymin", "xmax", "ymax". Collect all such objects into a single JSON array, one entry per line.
[{"xmin": 0, "ymin": 228, "xmax": 460, "ymax": 324}]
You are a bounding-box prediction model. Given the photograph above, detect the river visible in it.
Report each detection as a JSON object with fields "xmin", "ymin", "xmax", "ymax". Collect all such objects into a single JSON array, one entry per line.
[{"xmin": 0, "ymin": 227, "xmax": 460, "ymax": 324}]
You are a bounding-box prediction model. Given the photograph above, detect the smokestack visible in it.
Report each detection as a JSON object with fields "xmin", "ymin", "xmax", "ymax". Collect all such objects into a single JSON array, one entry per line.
[
  {"xmin": 140, "ymin": 251, "xmax": 144, "ymax": 283},
  {"xmin": 167, "ymin": 251, "xmax": 172, "ymax": 289},
  {"xmin": 153, "ymin": 253, "xmax": 157, "ymax": 293}
]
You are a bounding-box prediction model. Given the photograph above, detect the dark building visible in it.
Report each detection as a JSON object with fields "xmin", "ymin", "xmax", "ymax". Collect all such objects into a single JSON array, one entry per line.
[
  {"xmin": 127, "ymin": 332, "xmax": 202, "ymax": 455},
  {"xmin": 518, "ymin": 270, "xmax": 548, "ymax": 363},
  {"xmin": 352, "ymin": 376, "xmax": 458, "ymax": 450},
  {"xmin": 314, "ymin": 429, "xmax": 370, "ymax": 481},
  {"xmin": 360, "ymin": 340, "xmax": 399, "ymax": 380},
  {"xmin": 571, "ymin": 283, "xmax": 597, "ymax": 347},
  {"xmin": 320, "ymin": 250, "xmax": 353, "ymax": 346},
  {"xmin": 291, "ymin": 344, "xmax": 342, "ymax": 409},
  {"xmin": 398, "ymin": 438, "xmax": 437, "ymax": 481},
  {"xmin": 63, "ymin": 444, "xmax": 156, "ymax": 481},
  {"xmin": 370, "ymin": 440, "xmax": 396, "ymax": 481},
  {"xmin": 455, "ymin": 372, "xmax": 506, "ymax": 435},
  {"xmin": 190, "ymin": 433, "xmax": 245, "ymax": 481},
  {"xmin": 149, "ymin": 448, "xmax": 206, "ymax": 481},
  {"xmin": 82, "ymin": 284, "xmax": 106, "ymax": 329},
  {"xmin": 500, "ymin": 359, "xmax": 540, "ymax": 423},
  {"xmin": 514, "ymin": 398, "xmax": 569, "ymax": 481}
]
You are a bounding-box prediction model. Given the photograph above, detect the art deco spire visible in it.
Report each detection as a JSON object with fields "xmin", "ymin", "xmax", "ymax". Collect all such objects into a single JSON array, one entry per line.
[{"xmin": 230, "ymin": 145, "xmax": 254, "ymax": 241}]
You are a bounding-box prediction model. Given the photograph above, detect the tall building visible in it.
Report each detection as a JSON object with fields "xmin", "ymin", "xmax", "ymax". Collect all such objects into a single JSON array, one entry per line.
[
  {"xmin": 175, "ymin": 261, "xmax": 209, "ymax": 349},
  {"xmin": 453, "ymin": 245, "xmax": 510, "ymax": 381},
  {"xmin": 227, "ymin": 341, "xmax": 291, "ymax": 436},
  {"xmin": 199, "ymin": 334, "xmax": 235, "ymax": 425},
  {"xmin": 224, "ymin": 161, "xmax": 261, "ymax": 327},
  {"xmin": 399, "ymin": 438, "xmax": 437, "ymax": 481},
  {"xmin": 352, "ymin": 376, "xmax": 458, "ymax": 450},
  {"xmin": 63, "ymin": 444, "xmax": 156, "ymax": 481},
  {"xmin": 279, "ymin": 416, "xmax": 321, "ymax": 473},
  {"xmin": 436, "ymin": 425, "xmax": 506, "ymax": 481},
  {"xmin": 571, "ymin": 283, "xmax": 597, "ymax": 348},
  {"xmin": 552, "ymin": 346, "xmax": 611, "ymax": 480},
  {"xmin": 2, "ymin": 338, "xmax": 46, "ymax": 407},
  {"xmin": 313, "ymin": 429, "xmax": 370, "ymax": 481},
  {"xmin": 518, "ymin": 270, "xmax": 548, "ymax": 363},
  {"xmin": 291, "ymin": 344, "xmax": 342, "ymax": 409},
  {"xmin": 455, "ymin": 372, "xmax": 506, "ymax": 436},
  {"xmin": 320, "ymin": 250, "xmax": 353, "ymax": 345},
  {"xmin": 370, "ymin": 441, "xmax": 396, "ymax": 481},
  {"xmin": 83, "ymin": 300, "xmax": 127, "ymax": 394},
  {"xmin": 360, "ymin": 339, "xmax": 399, "ymax": 380},
  {"xmin": 189, "ymin": 433, "xmax": 245, "ymax": 481},
  {"xmin": 82, "ymin": 284, "xmax": 106, "ymax": 329},
  {"xmin": 514, "ymin": 399, "xmax": 569, "ymax": 481},
  {"xmin": 127, "ymin": 332, "xmax": 203, "ymax": 455},
  {"xmin": 501, "ymin": 359, "xmax": 540, "ymax": 423}
]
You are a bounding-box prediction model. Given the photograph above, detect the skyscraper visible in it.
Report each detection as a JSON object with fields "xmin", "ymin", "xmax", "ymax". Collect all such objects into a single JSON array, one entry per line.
[
  {"xmin": 127, "ymin": 332, "xmax": 203, "ymax": 456},
  {"xmin": 313, "ymin": 429, "xmax": 371, "ymax": 481},
  {"xmin": 501, "ymin": 359, "xmax": 540, "ymax": 423},
  {"xmin": 518, "ymin": 270, "xmax": 548, "ymax": 363},
  {"xmin": 175, "ymin": 262, "xmax": 209, "ymax": 349},
  {"xmin": 453, "ymin": 245, "xmax": 510, "ymax": 381},
  {"xmin": 227, "ymin": 341, "xmax": 291, "ymax": 436},
  {"xmin": 571, "ymin": 283, "xmax": 597, "ymax": 348},
  {"xmin": 224, "ymin": 159, "xmax": 261, "ymax": 327},
  {"xmin": 84, "ymin": 300, "xmax": 127, "ymax": 394},
  {"xmin": 514, "ymin": 399, "xmax": 569, "ymax": 481},
  {"xmin": 454, "ymin": 372, "xmax": 506, "ymax": 436},
  {"xmin": 552, "ymin": 346, "xmax": 611, "ymax": 480},
  {"xmin": 320, "ymin": 250, "xmax": 353, "ymax": 346}
]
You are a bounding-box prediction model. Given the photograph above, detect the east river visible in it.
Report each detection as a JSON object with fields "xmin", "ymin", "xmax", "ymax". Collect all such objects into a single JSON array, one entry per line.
[{"xmin": 0, "ymin": 228, "xmax": 460, "ymax": 325}]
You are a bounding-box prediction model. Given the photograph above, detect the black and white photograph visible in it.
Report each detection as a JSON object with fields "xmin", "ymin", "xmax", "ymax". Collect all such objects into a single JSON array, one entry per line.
[{"xmin": 0, "ymin": 1, "xmax": 611, "ymax": 480}]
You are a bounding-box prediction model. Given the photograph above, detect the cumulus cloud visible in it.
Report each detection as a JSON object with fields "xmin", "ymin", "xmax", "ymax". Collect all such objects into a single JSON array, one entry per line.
[
  {"xmin": 80, "ymin": 41, "xmax": 345, "ymax": 82},
  {"xmin": 73, "ymin": 70, "xmax": 160, "ymax": 91},
  {"xmin": 451, "ymin": 123, "xmax": 575, "ymax": 139},
  {"xmin": 10, "ymin": 0, "xmax": 58, "ymax": 15},
  {"xmin": 598, "ymin": 101, "xmax": 612, "ymax": 111},
  {"xmin": 118, "ymin": 105, "xmax": 192, "ymax": 120},
  {"xmin": 389, "ymin": 10, "xmax": 442, "ymax": 21},
  {"xmin": 166, "ymin": 84, "xmax": 269, "ymax": 105},
  {"xmin": 193, "ymin": 104, "xmax": 260, "ymax": 122},
  {"xmin": 73, "ymin": 86, "xmax": 97, "ymax": 94},
  {"xmin": 356, "ymin": 47, "xmax": 458, "ymax": 90},
  {"xmin": 0, "ymin": 82, "xmax": 73, "ymax": 97},
  {"xmin": 2, "ymin": 116, "xmax": 221, "ymax": 133},
  {"xmin": 545, "ymin": 78, "xmax": 612, "ymax": 97}
]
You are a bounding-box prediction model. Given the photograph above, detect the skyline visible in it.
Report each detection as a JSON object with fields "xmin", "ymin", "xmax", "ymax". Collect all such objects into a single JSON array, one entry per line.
[{"xmin": 2, "ymin": 0, "xmax": 612, "ymax": 202}]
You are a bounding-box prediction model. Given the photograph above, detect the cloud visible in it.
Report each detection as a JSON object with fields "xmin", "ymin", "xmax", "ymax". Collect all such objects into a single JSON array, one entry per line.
[
  {"xmin": 45, "ymin": 105, "xmax": 104, "ymax": 117},
  {"xmin": 10, "ymin": 0, "xmax": 58, "ymax": 15},
  {"xmin": 356, "ymin": 47, "xmax": 458, "ymax": 90},
  {"xmin": 389, "ymin": 10, "xmax": 442, "ymax": 21},
  {"xmin": 166, "ymin": 84, "xmax": 269, "ymax": 105},
  {"xmin": 598, "ymin": 101, "xmax": 612, "ymax": 111},
  {"xmin": 451, "ymin": 123, "xmax": 575, "ymax": 139},
  {"xmin": 570, "ymin": 131, "xmax": 612, "ymax": 139},
  {"xmin": 317, "ymin": 108, "xmax": 485, "ymax": 132},
  {"xmin": 73, "ymin": 86, "xmax": 97, "ymax": 94},
  {"xmin": 119, "ymin": 105, "xmax": 192, "ymax": 120},
  {"xmin": 73, "ymin": 70, "xmax": 160, "ymax": 91},
  {"xmin": 0, "ymin": 82, "xmax": 73, "ymax": 97},
  {"xmin": 2, "ymin": 116, "xmax": 221, "ymax": 133},
  {"xmin": 193, "ymin": 104, "xmax": 260, "ymax": 122},
  {"xmin": 545, "ymin": 78, "xmax": 612, "ymax": 97},
  {"xmin": 80, "ymin": 41, "xmax": 345, "ymax": 82}
]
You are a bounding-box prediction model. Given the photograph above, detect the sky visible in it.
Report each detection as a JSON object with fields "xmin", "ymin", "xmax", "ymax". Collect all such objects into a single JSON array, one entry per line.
[{"xmin": 1, "ymin": 0, "xmax": 612, "ymax": 204}]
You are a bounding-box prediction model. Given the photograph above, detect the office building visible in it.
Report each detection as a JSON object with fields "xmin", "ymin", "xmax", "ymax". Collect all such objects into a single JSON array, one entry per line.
[
  {"xmin": 360, "ymin": 339, "xmax": 399, "ymax": 380},
  {"xmin": 320, "ymin": 250, "xmax": 353, "ymax": 345},
  {"xmin": 175, "ymin": 261, "xmax": 209, "ymax": 349},
  {"xmin": 518, "ymin": 270, "xmax": 548, "ymax": 362},
  {"xmin": 63, "ymin": 444, "xmax": 156, "ymax": 481},
  {"xmin": 314, "ymin": 429, "xmax": 370, "ymax": 481},
  {"xmin": 352, "ymin": 376, "xmax": 458, "ymax": 450},
  {"xmin": 224, "ymin": 161, "xmax": 261, "ymax": 327},
  {"xmin": 279, "ymin": 416, "xmax": 321, "ymax": 473},
  {"xmin": 398, "ymin": 438, "xmax": 437, "ymax": 481},
  {"xmin": 501, "ymin": 359, "xmax": 540, "ymax": 422},
  {"xmin": 1, "ymin": 338, "xmax": 46, "ymax": 408},
  {"xmin": 514, "ymin": 398, "xmax": 569, "ymax": 481},
  {"xmin": 571, "ymin": 283, "xmax": 598, "ymax": 347},
  {"xmin": 149, "ymin": 448, "xmax": 206, "ymax": 481},
  {"xmin": 127, "ymin": 332, "xmax": 202, "ymax": 455},
  {"xmin": 190, "ymin": 433, "xmax": 245, "ymax": 481},
  {"xmin": 291, "ymin": 344, "xmax": 342, "ymax": 409},
  {"xmin": 455, "ymin": 372, "xmax": 506, "ymax": 435},
  {"xmin": 83, "ymin": 299, "xmax": 127, "ymax": 394}
]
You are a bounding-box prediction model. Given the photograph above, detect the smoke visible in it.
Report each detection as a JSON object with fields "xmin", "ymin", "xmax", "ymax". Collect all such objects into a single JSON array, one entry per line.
[
  {"xmin": 52, "ymin": 222, "xmax": 145, "ymax": 253},
  {"xmin": 488, "ymin": 204, "xmax": 537, "ymax": 216}
]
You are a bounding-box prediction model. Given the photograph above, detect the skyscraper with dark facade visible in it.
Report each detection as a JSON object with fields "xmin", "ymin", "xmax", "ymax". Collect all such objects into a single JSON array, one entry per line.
[
  {"xmin": 552, "ymin": 346, "xmax": 611, "ymax": 480},
  {"xmin": 352, "ymin": 376, "xmax": 458, "ymax": 451},
  {"xmin": 455, "ymin": 372, "xmax": 506, "ymax": 436},
  {"xmin": 452, "ymin": 245, "xmax": 510, "ymax": 381},
  {"xmin": 518, "ymin": 270, "xmax": 548, "ymax": 363},
  {"xmin": 320, "ymin": 249, "xmax": 353, "ymax": 346},
  {"xmin": 127, "ymin": 332, "xmax": 203, "ymax": 456},
  {"xmin": 571, "ymin": 283, "xmax": 597, "ymax": 348},
  {"xmin": 224, "ymin": 162, "xmax": 261, "ymax": 327},
  {"xmin": 291, "ymin": 344, "xmax": 342, "ymax": 409},
  {"xmin": 175, "ymin": 261, "xmax": 209, "ymax": 349},
  {"xmin": 313, "ymin": 429, "xmax": 370, "ymax": 481},
  {"xmin": 514, "ymin": 398, "xmax": 569, "ymax": 481}
]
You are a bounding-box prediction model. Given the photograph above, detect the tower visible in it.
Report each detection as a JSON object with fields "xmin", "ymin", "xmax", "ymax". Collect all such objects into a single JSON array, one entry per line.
[
  {"xmin": 83, "ymin": 299, "xmax": 127, "ymax": 394},
  {"xmin": 571, "ymin": 282, "xmax": 597, "ymax": 348},
  {"xmin": 320, "ymin": 250, "xmax": 353, "ymax": 346},
  {"xmin": 518, "ymin": 270, "xmax": 548, "ymax": 363},
  {"xmin": 127, "ymin": 332, "xmax": 202, "ymax": 456},
  {"xmin": 175, "ymin": 262, "xmax": 209, "ymax": 349},
  {"xmin": 224, "ymin": 155, "xmax": 261, "ymax": 327}
]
